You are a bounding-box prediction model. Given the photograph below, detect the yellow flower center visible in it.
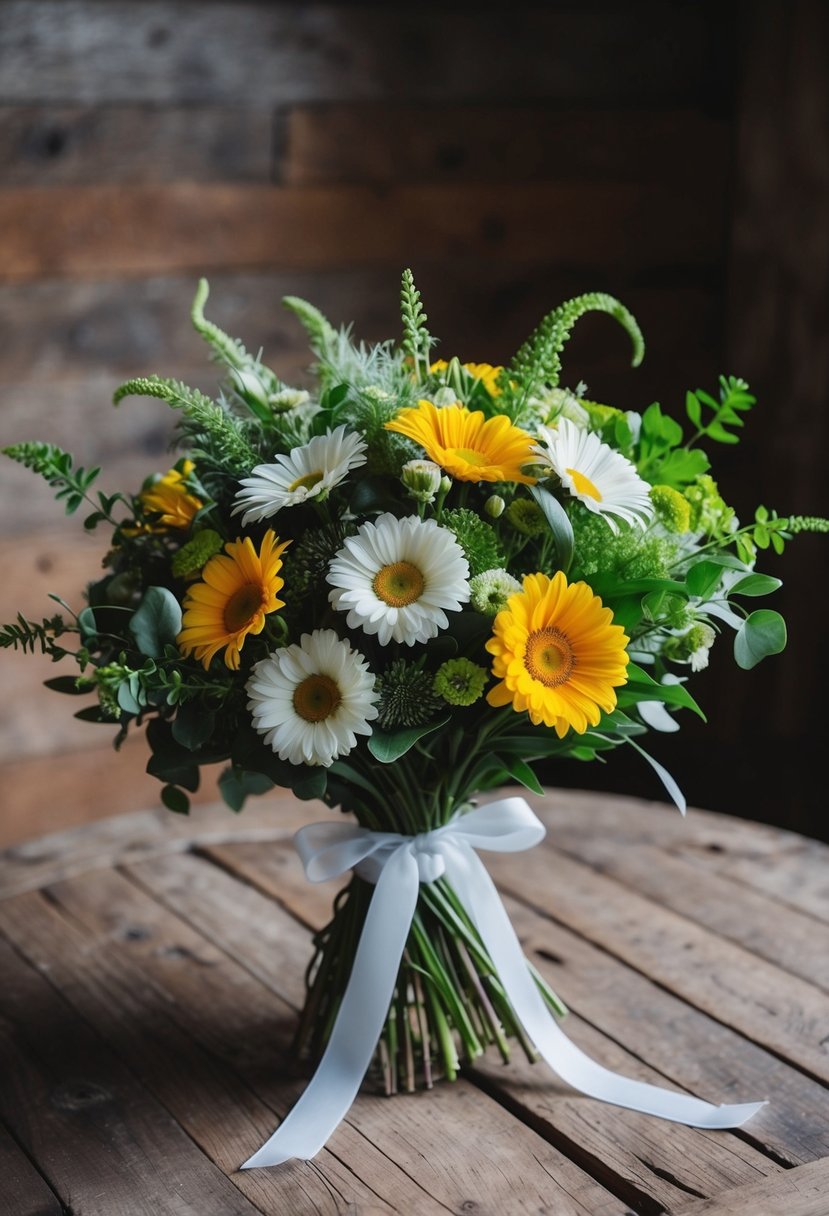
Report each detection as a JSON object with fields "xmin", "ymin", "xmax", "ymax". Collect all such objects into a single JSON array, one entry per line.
[
  {"xmin": 524, "ymin": 627, "xmax": 576, "ymax": 687},
  {"xmin": 373, "ymin": 560, "xmax": 425, "ymax": 607},
  {"xmin": 288, "ymin": 470, "xmax": 324, "ymax": 493},
  {"xmin": 223, "ymin": 583, "xmax": 266, "ymax": 633},
  {"xmin": 293, "ymin": 674, "xmax": 342, "ymax": 723},
  {"xmin": 452, "ymin": 447, "xmax": 487, "ymax": 467},
  {"xmin": 567, "ymin": 467, "xmax": 603, "ymax": 501}
]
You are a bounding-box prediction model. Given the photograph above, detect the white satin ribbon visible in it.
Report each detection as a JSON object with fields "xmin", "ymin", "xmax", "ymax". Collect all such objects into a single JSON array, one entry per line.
[{"xmin": 242, "ymin": 796, "xmax": 765, "ymax": 1168}]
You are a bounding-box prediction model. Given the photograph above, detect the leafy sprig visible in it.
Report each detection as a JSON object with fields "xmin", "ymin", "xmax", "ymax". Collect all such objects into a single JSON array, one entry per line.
[
  {"xmin": 0, "ymin": 612, "xmax": 73, "ymax": 655},
  {"xmin": 685, "ymin": 375, "xmax": 755, "ymax": 446},
  {"xmin": 400, "ymin": 268, "xmax": 432, "ymax": 382},
  {"xmin": 508, "ymin": 293, "xmax": 644, "ymax": 412}
]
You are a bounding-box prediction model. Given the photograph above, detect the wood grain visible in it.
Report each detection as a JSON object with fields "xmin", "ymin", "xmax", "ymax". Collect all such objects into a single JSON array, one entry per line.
[
  {"xmin": 201, "ymin": 831, "xmax": 829, "ymax": 1169},
  {"xmin": 283, "ymin": 103, "xmax": 730, "ymax": 187},
  {"xmin": 674, "ymin": 1158, "xmax": 829, "ymax": 1216},
  {"xmin": 0, "ymin": 105, "xmax": 274, "ymax": 185},
  {"xmin": 0, "ymin": 1123, "xmax": 63, "ymax": 1216},
  {"xmin": 0, "ymin": 2, "xmax": 720, "ymax": 106},
  {"xmin": 0, "ymin": 181, "xmax": 726, "ymax": 282}
]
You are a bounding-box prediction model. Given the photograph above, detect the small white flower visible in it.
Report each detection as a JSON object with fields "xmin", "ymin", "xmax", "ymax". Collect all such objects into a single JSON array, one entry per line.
[
  {"xmin": 269, "ymin": 388, "xmax": 311, "ymax": 413},
  {"xmin": 469, "ymin": 568, "xmax": 522, "ymax": 617},
  {"xmin": 246, "ymin": 629, "xmax": 378, "ymax": 767},
  {"xmin": 327, "ymin": 512, "xmax": 470, "ymax": 646},
  {"xmin": 232, "ymin": 425, "xmax": 367, "ymax": 525},
  {"xmin": 533, "ymin": 417, "xmax": 654, "ymax": 534}
]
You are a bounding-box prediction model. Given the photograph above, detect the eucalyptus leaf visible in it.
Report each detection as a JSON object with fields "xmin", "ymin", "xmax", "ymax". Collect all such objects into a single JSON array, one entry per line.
[
  {"xmin": 368, "ymin": 716, "xmax": 450, "ymax": 763},
  {"xmin": 685, "ymin": 560, "xmax": 724, "ymax": 600},
  {"xmin": 161, "ymin": 785, "xmax": 190, "ymax": 815},
  {"xmin": 172, "ymin": 703, "xmax": 216, "ymax": 751},
  {"xmin": 528, "ymin": 485, "xmax": 573, "ymax": 573},
  {"xmin": 729, "ymin": 573, "xmax": 782, "ymax": 598},
  {"xmin": 734, "ymin": 609, "xmax": 787, "ymax": 669},
  {"xmin": 130, "ymin": 587, "xmax": 183, "ymax": 658},
  {"xmin": 218, "ymin": 766, "xmax": 275, "ymax": 812},
  {"xmin": 292, "ymin": 768, "xmax": 328, "ymax": 801}
]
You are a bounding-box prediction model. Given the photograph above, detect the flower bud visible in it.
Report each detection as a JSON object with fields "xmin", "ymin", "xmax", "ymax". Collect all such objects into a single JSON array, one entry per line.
[
  {"xmin": 401, "ymin": 459, "xmax": 442, "ymax": 503},
  {"xmin": 483, "ymin": 494, "xmax": 505, "ymax": 519}
]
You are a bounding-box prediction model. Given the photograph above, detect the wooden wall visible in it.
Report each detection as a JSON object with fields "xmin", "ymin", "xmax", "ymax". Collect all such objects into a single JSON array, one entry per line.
[{"xmin": 0, "ymin": 0, "xmax": 826, "ymax": 846}]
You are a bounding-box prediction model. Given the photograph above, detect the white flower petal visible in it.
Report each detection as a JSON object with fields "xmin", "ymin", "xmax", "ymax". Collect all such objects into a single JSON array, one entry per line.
[
  {"xmin": 232, "ymin": 426, "xmax": 367, "ymax": 524},
  {"xmin": 246, "ymin": 629, "xmax": 378, "ymax": 767},
  {"xmin": 326, "ymin": 512, "xmax": 469, "ymax": 647}
]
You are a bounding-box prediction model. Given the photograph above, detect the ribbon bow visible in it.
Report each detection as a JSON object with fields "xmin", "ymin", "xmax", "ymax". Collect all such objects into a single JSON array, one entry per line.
[{"xmin": 242, "ymin": 796, "xmax": 764, "ymax": 1168}]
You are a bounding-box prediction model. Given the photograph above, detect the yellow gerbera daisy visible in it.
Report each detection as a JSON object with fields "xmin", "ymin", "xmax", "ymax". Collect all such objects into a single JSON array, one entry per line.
[
  {"xmin": 485, "ymin": 571, "xmax": 629, "ymax": 736},
  {"xmin": 385, "ymin": 400, "xmax": 537, "ymax": 484},
  {"xmin": 430, "ymin": 360, "xmax": 503, "ymax": 397},
  {"xmin": 177, "ymin": 529, "xmax": 290, "ymax": 670},
  {"xmin": 140, "ymin": 460, "xmax": 202, "ymax": 530}
]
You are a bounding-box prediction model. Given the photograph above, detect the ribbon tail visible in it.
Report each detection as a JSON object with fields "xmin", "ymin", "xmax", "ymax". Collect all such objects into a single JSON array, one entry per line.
[
  {"xmin": 241, "ymin": 844, "xmax": 420, "ymax": 1168},
  {"xmin": 443, "ymin": 845, "xmax": 767, "ymax": 1130}
]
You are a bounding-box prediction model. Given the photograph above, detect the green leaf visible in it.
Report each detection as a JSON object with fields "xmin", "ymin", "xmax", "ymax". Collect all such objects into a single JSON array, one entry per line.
[
  {"xmin": 42, "ymin": 675, "xmax": 85, "ymax": 695},
  {"xmin": 78, "ymin": 606, "xmax": 98, "ymax": 639},
  {"xmin": 368, "ymin": 716, "xmax": 450, "ymax": 763},
  {"xmin": 685, "ymin": 560, "xmax": 724, "ymax": 600},
  {"xmin": 146, "ymin": 754, "xmax": 200, "ymax": 791},
  {"xmin": 117, "ymin": 682, "xmax": 143, "ymax": 715},
  {"xmin": 292, "ymin": 768, "xmax": 328, "ymax": 801},
  {"xmin": 161, "ymin": 785, "xmax": 190, "ymax": 815},
  {"xmin": 172, "ymin": 703, "xmax": 216, "ymax": 751},
  {"xmin": 498, "ymin": 755, "xmax": 544, "ymax": 795},
  {"xmin": 130, "ymin": 587, "xmax": 183, "ymax": 658},
  {"xmin": 528, "ymin": 485, "xmax": 573, "ymax": 573},
  {"xmin": 73, "ymin": 704, "xmax": 116, "ymax": 723},
  {"xmin": 685, "ymin": 391, "xmax": 702, "ymax": 428},
  {"xmin": 218, "ymin": 766, "xmax": 275, "ymax": 812},
  {"xmin": 729, "ymin": 573, "xmax": 782, "ymax": 598},
  {"xmin": 734, "ymin": 609, "xmax": 787, "ymax": 670}
]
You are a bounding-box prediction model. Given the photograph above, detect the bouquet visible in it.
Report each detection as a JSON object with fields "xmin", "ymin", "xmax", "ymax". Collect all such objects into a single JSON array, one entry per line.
[{"xmin": 4, "ymin": 271, "xmax": 826, "ymax": 1164}]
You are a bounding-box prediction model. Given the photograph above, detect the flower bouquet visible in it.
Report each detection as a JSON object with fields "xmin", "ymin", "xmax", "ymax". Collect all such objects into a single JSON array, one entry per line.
[{"xmin": 3, "ymin": 272, "xmax": 826, "ymax": 1165}]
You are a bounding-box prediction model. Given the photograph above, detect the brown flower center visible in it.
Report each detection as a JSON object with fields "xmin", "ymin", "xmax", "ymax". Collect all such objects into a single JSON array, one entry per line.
[
  {"xmin": 524, "ymin": 627, "xmax": 575, "ymax": 687},
  {"xmin": 373, "ymin": 560, "xmax": 425, "ymax": 608},
  {"xmin": 223, "ymin": 583, "xmax": 266, "ymax": 633},
  {"xmin": 293, "ymin": 674, "xmax": 342, "ymax": 723}
]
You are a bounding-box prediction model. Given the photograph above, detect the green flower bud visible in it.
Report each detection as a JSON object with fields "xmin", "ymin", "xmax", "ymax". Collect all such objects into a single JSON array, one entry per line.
[
  {"xmin": 470, "ymin": 568, "xmax": 522, "ymax": 616},
  {"xmin": 401, "ymin": 459, "xmax": 442, "ymax": 502},
  {"xmin": 433, "ymin": 658, "xmax": 488, "ymax": 707},
  {"xmin": 484, "ymin": 494, "xmax": 506, "ymax": 519},
  {"xmin": 505, "ymin": 498, "xmax": 547, "ymax": 536},
  {"xmin": 650, "ymin": 485, "xmax": 692, "ymax": 533}
]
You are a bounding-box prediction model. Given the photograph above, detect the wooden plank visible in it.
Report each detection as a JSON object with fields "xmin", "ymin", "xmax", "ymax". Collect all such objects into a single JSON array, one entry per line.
[
  {"xmin": 283, "ymin": 103, "xmax": 731, "ymax": 186},
  {"xmin": 486, "ymin": 841, "xmax": 829, "ymax": 1086},
  {"xmin": 1, "ymin": 869, "xmax": 628, "ymax": 1215},
  {"xmin": 204, "ymin": 834, "xmax": 829, "ymax": 1168},
  {"xmin": 0, "ymin": 1123, "xmax": 63, "ymax": 1216},
  {"xmin": 0, "ymin": 881, "xmax": 449, "ymax": 1214},
  {"xmin": 0, "ymin": 181, "xmax": 725, "ymax": 282},
  {"xmin": 122, "ymin": 850, "xmax": 691, "ymax": 1213},
  {"xmin": 544, "ymin": 837, "xmax": 829, "ymax": 991},
  {"xmin": 0, "ymin": 2, "xmax": 721, "ymax": 106},
  {"xmin": 673, "ymin": 1157, "xmax": 829, "ymax": 1216},
  {"xmin": 0, "ymin": 936, "xmax": 263, "ymax": 1216},
  {"xmin": 0, "ymin": 796, "xmax": 327, "ymax": 899},
  {"xmin": 0, "ymin": 105, "xmax": 273, "ymax": 185},
  {"xmin": 542, "ymin": 790, "xmax": 829, "ymax": 925}
]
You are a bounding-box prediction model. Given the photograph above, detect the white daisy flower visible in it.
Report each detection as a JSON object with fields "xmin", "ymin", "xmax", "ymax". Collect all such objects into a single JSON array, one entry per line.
[
  {"xmin": 246, "ymin": 629, "xmax": 378, "ymax": 767},
  {"xmin": 327, "ymin": 512, "xmax": 470, "ymax": 646},
  {"xmin": 533, "ymin": 417, "xmax": 654, "ymax": 534},
  {"xmin": 232, "ymin": 425, "xmax": 367, "ymax": 525}
]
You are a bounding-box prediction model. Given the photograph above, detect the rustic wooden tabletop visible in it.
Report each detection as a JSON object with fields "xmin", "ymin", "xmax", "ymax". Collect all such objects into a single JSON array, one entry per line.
[{"xmin": 1, "ymin": 788, "xmax": 827, "ymax": 1216}]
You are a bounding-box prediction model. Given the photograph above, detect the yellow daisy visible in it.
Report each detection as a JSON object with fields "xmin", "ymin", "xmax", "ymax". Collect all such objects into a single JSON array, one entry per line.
[
  {"xmin": 385, "ymin": 400, "xmax": 537, "ymax": 484},
  {"xmin": 140, "ymin": 460, "xmax": 202, "ymax": 530},
  {"xmin": 430, "ymin": 360, "xmax": 504, "ymax": 397},
  {"xmin": 178, "ymin": 529, "xmax": 290, "ymax": 670},
  {"xmin": 486, "ymin": 571, "xmax": 629, "ymax": 736}
]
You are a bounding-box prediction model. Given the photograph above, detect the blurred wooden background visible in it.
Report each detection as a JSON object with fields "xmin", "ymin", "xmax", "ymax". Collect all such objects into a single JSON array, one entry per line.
[{"xmin": 0, "ymin": 0, "xmax": 826, "ymax": 847}]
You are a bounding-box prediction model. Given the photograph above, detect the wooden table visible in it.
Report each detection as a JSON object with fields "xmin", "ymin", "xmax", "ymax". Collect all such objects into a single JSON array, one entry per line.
[{"xmin": 1, "ymin": 788, "xmax": 827, "ymax": 1216}]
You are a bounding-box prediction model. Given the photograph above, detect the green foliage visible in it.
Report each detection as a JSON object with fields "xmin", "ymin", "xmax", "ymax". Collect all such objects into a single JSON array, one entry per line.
[
  {"xmin": 635, "ymin": 403, "xmax": 709, "ymax": 487},
  {"xmin": 685, "ymin": 375, "xmax": 755, "ymax": 446},
  {"xmin": 400, "ymin": 268, "xmax": 432, "ymax": 379},
  {"xmin": 1, "ymin": 441, "xmax": 120, "ymax": 520},
  {"xmin": 441, "ymin": 508, "xmax": 505, "ymax": 577},
  {"xmin": 192, "ymin": 279, "xmax": 284, "ymax": 422},
  {"xmin": 283, "ymin": 294, "xmax": 339, "ymax": 356},
  {"xmin": 734, "ymin": 609, "xmax": 787, "ymax": 669},
  {"xmin": 129, "ymin": 587, "xmax": 183, "ymax": 658},
  {"xmin": 508, "ymin": 293, "xmax": 644, "ymax": 408},
  {"xmin": 113, "ymin": 376, "xmax": 258, "ymax": 477},
  {"xmin": 0, "ymin": 612, "xmax": 72, "ymax": 655},
  {"xmin": 527, "ymin": 485, "xmax": 574, "ymax": 573},
  {"xmin": 368, "ymin": 716, "xmax": 450, "ymax": 763}
]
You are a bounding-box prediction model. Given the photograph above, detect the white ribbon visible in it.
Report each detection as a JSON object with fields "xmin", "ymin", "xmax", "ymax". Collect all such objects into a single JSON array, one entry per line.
[{"xmin": 242, "ymin": 796, "xmax": 765, "ymax": 1168}]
